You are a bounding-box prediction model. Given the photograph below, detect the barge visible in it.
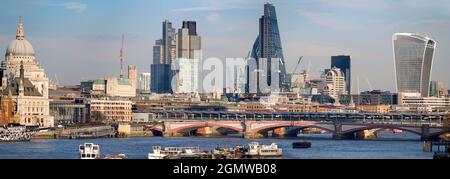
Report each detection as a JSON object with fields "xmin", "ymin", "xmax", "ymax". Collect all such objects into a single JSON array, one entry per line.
[{"xmin": 149, "ymin": 142, "xmax": 283, "ymax": 159}]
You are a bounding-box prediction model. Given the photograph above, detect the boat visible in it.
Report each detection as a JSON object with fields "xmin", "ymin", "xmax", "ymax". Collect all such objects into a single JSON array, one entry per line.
[
  {"xmin": 79, "ymin": 143, "xmax": 100, "ymax": 159},
  {"xmin": 0, "ymin": 125, "xmax": 34, "ymax": 142},
  {"xmin": 148, "ymin": 142, "xmax": 283, "ymax": 159},
  {"xmin": 293, "ymin": 141, "xmax": 312, "ymax": 149},
  {"xmin": 103, "ymin": 154, "xmax": 127, "ymax": 159},
  {"xmin": 212, "ymin": 145, "xmax": 245, "ymax": 159},
  {"xmin": 393, "ymin": 129, "xmax": 403, "ymax": 135},
  {"xmin": 244, "ymin": 142, "xmax": 282, "ymax": 159},
  {"xmin": 148, "ymin": 146, "xmax": 169, "ymax": 159},
  {"xmin": 148, "ymin": 146, "xmax": 209, "ymax": 159}
]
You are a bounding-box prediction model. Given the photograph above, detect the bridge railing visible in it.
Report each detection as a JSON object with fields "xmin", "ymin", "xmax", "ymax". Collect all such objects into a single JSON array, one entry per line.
[{"xmin": 132, "ymin": 110, "xmax": 444, "ymax": 126}]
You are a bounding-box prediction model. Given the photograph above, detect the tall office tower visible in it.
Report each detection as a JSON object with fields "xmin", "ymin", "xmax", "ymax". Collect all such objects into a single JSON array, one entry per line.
[
  {"xmin": 139, "ymin": 73, "xmax": 151, "ymax": 92},
  {"xmin": 182, "ymin": 21, "xmax": 197, "ymax": 36},
  {"xmin": 331, "ymin": 55, "xmax": 351, "ymax": 94},
  {"xmin": 176, "ymin": 21, "xmax": 202, "ymax": 60},
  {"xmin": 429, "ymin": 81, "xmax": 439, "ymax": 97},
  {"xmin": 151, "ymin": 20, "xmax": 176, "ymax": 93},
  {"xmin": 173, "ymin": 21, "xmax": 202, "ymax": 94},
  {"xmin": 249, "ymin": 3, "xmax": 287, "ymax": 93},
  {"xmin": 128, "ymin": 65, "xmax": 137, "ymax": 91},
  {"xmin": 438, "ymin": 81, "xmax": 447, "ymax": 97},
  {"xmin": 175, "ymin": 59, "xmax": 199, "ymax": 93},
  {"xmin": 393, "ymin": 33, "xmax": 436, "ymax": 97},
  {"xmin": 162, "ymin": 20, "xmax": 176, "ymax": 64},
  {"xmin": 153, "ymin": 39, "xmax": 163, "ymax": 64},
  {"xmin": 151, "ymin": 64, "xmax": 172, "ymax": 93}
]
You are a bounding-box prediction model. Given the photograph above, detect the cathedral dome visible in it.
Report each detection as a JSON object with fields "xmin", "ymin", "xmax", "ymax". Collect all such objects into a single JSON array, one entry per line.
[
  {"xmin": 5, "ymin": 16, "xmax": 35, "ymax": 57},
  {"xmin": 6, "ymin": 39, "xmax": 35, "ymax": 57}
]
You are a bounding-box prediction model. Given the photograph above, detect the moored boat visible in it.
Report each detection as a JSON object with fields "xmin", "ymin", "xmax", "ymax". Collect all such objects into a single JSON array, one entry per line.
[
  {"xmin": 79, "ymin": 143, "xmax": 100, "ymax": 159},
  {"xmin": 104, "ymin": 153, "xmax": 127, "ymax": 159},
  {"xmin": 0, "ymin": 125, "xmax": 34, "ymax": 142},
  {"xmin": 293, "ymin": 141, "xmax": 312, "ymax": 149},
  {"xmin": 148, "ymin": 146, "xmax": 209, "ymax": 159},
  {"xmin": 244, "ymin": 142, "xmax": 282, "ymax": 159}
]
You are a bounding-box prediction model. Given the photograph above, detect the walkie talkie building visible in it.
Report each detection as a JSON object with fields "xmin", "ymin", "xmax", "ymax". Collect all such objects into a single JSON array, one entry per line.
[{"xmin": 393, "ymin": 33, "xmax": 436, "ymax": 97}]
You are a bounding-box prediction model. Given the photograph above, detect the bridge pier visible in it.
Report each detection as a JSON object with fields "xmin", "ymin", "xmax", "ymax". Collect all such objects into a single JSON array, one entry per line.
[
  {"xmin": 355, "ymin": 130, "xmax": 378, "ymax": 140},
  {"xmin": 243, "ymin": 132, "xmax": 264, "ymax": 139},
  {"xmin": 421, "ymin": 124, "xmax": 430, "ymax": 141},
  {"xmin": 332, "ymin": 121, "xmax": 344, "ymax": 140}
]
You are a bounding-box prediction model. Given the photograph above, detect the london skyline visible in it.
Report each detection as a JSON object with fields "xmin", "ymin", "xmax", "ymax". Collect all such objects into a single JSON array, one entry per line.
[{"xmin": 0, "ymin": 0, "xmax": 449, "ymax": 93}]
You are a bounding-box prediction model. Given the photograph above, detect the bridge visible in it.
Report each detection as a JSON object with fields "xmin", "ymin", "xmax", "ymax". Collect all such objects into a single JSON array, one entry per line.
[{"xmin": 133, "ymin": 110, "xmax": 449, "ymax": 140}]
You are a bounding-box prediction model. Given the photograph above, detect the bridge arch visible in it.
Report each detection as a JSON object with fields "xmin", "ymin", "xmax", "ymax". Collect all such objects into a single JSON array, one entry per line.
[
  {"xmin": 429, "ymin": 130, "xmax": 450, "ymax": 139},
  {"xmin": 297, "ymin": 125, "xmax": 335, "ymax": 134},
  {"xmin": 143, "ymin": 125, "xmax": 164, "ymax": 136},
  {"xmin": 342, "ymin": 125, "xmax": 422, "ymax": 136},
  {"xmin": 171, "ymin": 122, "xmax": 244, "ymax": 134},
  {"xmin": 250, "ymin": 122, "xmax": 334, "ymax": 134}
]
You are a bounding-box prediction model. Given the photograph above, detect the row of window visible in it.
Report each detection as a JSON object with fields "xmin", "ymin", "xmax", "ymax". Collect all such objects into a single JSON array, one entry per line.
[
  {"xmin": 24, "ymin": 118, "xmax": 45, "ymax": 124},
  {"xmin": 95, "ymin": 111, "xmax": 131, "ymax": 115},
  {"xmin": 90, "ymin": 102, "xmax": 131, "ymax": 105},
  {"xmin": 27, "ymin": 107, "xmax": 44, "ymax": 113},
  {"xmin": 25, "ymin": 101, "xmax": 47, "ymax": 105},
  {"xmin": 100, "ymin": 116, "xmax": 131, "ymax": 120},
  {"xmin": 90, "ymin": 107, "xmax": 131, "ymax": 110}
]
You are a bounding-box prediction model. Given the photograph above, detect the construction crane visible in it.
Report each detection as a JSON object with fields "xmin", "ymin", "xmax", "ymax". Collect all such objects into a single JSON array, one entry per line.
[
  {"xmin": 290, "ymin": 56, "xmax": 305, "ymax": 90},
  {"xmin": 366, "ymin": 78, "xmax": 374, "ymax": 91},
  {"xmin": 120, "ymin": 34, "xmax": 124, "ymax": 79},
  {"xmin": 291, "ymin": 56, "xmax": 303, "ymax": 74}
]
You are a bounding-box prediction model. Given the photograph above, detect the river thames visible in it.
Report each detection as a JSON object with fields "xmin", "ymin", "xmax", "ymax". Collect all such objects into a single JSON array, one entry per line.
[{"xmin": 0, "ymin": 132, "xmax": 432, "ymax": 159}]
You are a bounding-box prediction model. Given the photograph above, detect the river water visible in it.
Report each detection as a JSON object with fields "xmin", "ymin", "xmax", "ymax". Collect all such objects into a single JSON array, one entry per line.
[{"xmin": 0, "ymin": 132, "xmax": 432, "ymax": 159}]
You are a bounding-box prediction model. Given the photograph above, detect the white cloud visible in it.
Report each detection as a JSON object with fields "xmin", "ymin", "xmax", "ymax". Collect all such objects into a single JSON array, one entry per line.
[
  {"xmin": 171, "ymin": 0, "xmax": 255, "ymax": 12},
  {"xmin": 311, "ymin": 0, "xmax": 390, "ymax": 11},
  {"xmin": 172, "ymin": 6, "xmax": 221, "ymax": 12},
  {"xmin": 297, "ymin": 10, "xmax": 355, "ymax": 30},
  {"xmin": 63, "ymin": 2, "xmax": 87, "ymax": 13},
  {"xmin": 205, "ymin": 13, "xmax": 221, "ymax": 22}
]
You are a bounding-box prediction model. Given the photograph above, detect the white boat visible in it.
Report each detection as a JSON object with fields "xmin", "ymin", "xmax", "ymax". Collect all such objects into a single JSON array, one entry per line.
[
  {"xmin": 245, "ymin": 142, "xmax": 282, "ymax": 158},
  {"xmin": 79, "ymin": 143, "xmax": 100, "ymax": 159},
  {"xmin": 0, "ymin": 125, "xmax": 34, "ymax": 142},
  {"xmin": 148, "ymin": 146, "xmax": 168, "ymax": 159},
  {"xmin": 148, "ymin": 146, "xmax": 206, "ymax": 159}
]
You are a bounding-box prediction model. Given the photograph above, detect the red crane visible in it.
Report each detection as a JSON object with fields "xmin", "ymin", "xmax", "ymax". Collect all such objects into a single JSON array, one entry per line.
[{"xmin": 120, "ymin": 34, "xmax": 124, "ymax": 79}]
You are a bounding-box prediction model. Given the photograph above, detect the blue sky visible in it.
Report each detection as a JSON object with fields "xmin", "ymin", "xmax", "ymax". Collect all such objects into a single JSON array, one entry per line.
[{"xmin": 0, "ymin": 0, "xmax": 449, "ymax": 93}]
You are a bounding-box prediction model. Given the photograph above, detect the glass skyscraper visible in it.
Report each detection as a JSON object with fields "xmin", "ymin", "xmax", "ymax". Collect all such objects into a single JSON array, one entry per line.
[
  {"xmin": 151, "ymin": 64, "xmax": 173, "ymax": 93},
  {"xmin": 162, "ymin": 20, "xmax": 176, "ymax": 64},
  {"xmin": 249, "ymin": 3, "xmax": 287, "ymax": 93},
  {"xmin": 331, "ymin": 55, "xmax": 351, "ymax": 95},
  {"xmin": 393, "ymin": 33, "xmax": 436, "ymax": 97}
]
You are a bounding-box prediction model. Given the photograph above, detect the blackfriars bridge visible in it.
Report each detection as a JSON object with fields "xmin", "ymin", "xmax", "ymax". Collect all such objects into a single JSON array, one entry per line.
[{"xmin": 133, "ymin": 110, "xmax": 449, "ymax": 140}]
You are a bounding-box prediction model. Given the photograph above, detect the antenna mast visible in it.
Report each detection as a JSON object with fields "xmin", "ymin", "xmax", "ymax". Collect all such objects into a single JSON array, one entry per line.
[{"xmin": 120, "ymin": 34, "xmax": 124, "ymax": 79}]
